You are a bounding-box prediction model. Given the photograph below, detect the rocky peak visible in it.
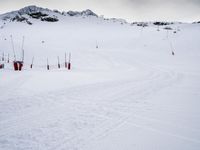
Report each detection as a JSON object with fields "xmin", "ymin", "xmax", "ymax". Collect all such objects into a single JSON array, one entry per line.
[
  {"xmin": 18, "ymin": 5, "xmax": 51, "ymax": 15},
  {"xmin": 65, "ymin": 9, "xmax": 98, "ymax": 17}
]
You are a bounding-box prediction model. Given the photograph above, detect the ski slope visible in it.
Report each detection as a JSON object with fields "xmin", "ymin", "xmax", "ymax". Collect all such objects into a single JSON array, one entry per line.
[{"xmin": 0, "ymin": 7, "xmax": 200, "ymax": 150}]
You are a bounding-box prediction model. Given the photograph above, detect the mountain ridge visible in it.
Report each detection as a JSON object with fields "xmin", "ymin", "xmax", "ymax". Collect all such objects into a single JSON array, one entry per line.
[
  {"xmin": 0, "ymin": 5, "xmax": 193, "ymax": 26},
  {"xmin": 0, "ymin": 5, "xmax": 99, "ymax": 25}
]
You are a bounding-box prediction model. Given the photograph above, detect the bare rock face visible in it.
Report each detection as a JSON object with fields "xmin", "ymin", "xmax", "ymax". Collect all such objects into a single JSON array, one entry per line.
[
  {"xmin": 64, "ymin": 9, "xmax": 98, "ymax": 17},
  {"xmin": 164, "ymin": 26, "xmax": 173, "ymax": 30},
  {"xmin": 193, "ymin": 21, "xmax": 200, "ymax": 24},
  {"xmin": 41, "ymin": 17, "xmax": 59, "ymax": 22},
  {"xmin": 11, "ymin": 15, "xmax": 32, "ymax": 25},
  {"xmin": 137, "ymin": 22, "xmax": 148, "ymax": 27},
  {"xmin": 28, "ymin": 12, "xmax": 48, "ymax": 19},
  {"xmin": 153, "ymin": 22, "xmax": 174, "ymax": 26}
]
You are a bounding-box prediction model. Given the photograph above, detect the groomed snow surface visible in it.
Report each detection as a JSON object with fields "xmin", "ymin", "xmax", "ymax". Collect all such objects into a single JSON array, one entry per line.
[{"xmin": 0, "ymin": 16, "xmax": 200, "ymax": 150}]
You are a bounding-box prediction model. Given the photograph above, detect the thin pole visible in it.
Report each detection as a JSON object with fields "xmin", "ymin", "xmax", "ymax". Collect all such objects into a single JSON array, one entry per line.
[
  {"xmin": 170, "ymin": 41, "xmax": 173, "ymax": 51},
  {"xmin": 22, "ymin": 49, "xmax": 24, "ymax": 62},
  {"xmin": 157, "ymin": 25, "xmax": 160, "ymax": 31},
  {"xmin": 69, "ymin": 53, "xmax": 71, "ymax": 63},
  {"xmin": 96, "ymin": 41, "xmax": 98, "ymax": 48},
  {"xmin": 68, "ymin": 53, "xmax": 71, "ymax": 70},
  {"xmin": 31, "ymin": 56, "xmax": 34, "ymax": 68},
  {"xmin": 57, "ymin": 56, "xmax": 60, "ymax": 64},
  {"xmin": 10, "ymin": 35, "xmax": 16, "ymax": 61},
  {"xmin": 167, "ymin": 30, "xmax": 169, "ymax": 39},
  {"xmin": 170, "ymin": 41, "xmax": 175, "ymax": 55},
  {"xmin": 21, "ymin": 36, "xmax": 25, "ymax": 62},
  {"xmin": 21, "ymin": 36, "xmax": 25, "ymax": 51},
  {"xmin": 2, "ymin": 52, "xmax": 4, "ymax": 61},
  {"xmin": 65, "ymin": 52, "xmax": 67, "ymax": 68},
  {"xmin": 7, "ymin": 53, "xmax": 9, "ymax": 63},
  {"xmin": 47, "ymin": 58, "xmax": 49, "ymax": 70},
  {"xmin": 65, "ymin": 52, "xmax": 66, "ymax": 63},
  {"xmin": 32, "ymin": 56, "xmax": 34, "ymax": 65},
  {"xmin": 57, "ymin": 56, "xmax": 60, "ymax": 68}
]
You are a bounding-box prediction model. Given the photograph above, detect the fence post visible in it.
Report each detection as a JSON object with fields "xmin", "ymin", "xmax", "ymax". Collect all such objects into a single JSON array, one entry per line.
[
  {"xmin": 68, "ymin": 53, "xmax": 71, "ymax": 70},
  {"xmin": 47, "ymin": 58, "xmax": 50, "ymax": 70},
  {"xmin": 57, "ymin": 56, "xmax": 60, "ymax": 69},
  {"xmin": 13, "ymin": 61, "xmax": 18, "ymax": 71}
]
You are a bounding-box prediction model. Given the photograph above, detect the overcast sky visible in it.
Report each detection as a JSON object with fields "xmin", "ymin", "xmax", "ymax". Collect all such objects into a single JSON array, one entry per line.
[{"xmin": 0, "ymin": 0, "xmax": 199, "ymax": 22}]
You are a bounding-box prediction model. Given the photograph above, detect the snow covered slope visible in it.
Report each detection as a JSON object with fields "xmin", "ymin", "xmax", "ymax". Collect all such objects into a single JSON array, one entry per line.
[{"xmin": 0, "ymin": 6, "xmax": 200, "ymax": 150}]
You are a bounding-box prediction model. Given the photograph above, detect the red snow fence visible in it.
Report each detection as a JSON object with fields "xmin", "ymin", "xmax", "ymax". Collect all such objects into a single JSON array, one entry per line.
[
  {"xmin": 13, "ymin": 62, "xmax": 18, "ymax": 70},
  {"xmin": 19, "ymin": 62, "xmax": 23, "ymax": 71},
  {"xmin": 68, "ymin": 62, "xmax": 71, "ymax": 70},
  {"xmin": 0, "ymin": 64, "xmax": 4, "ymax": 69},
  {"xmin": 13, "ymin": 61, "xmax": 23, "ymax": 71}
]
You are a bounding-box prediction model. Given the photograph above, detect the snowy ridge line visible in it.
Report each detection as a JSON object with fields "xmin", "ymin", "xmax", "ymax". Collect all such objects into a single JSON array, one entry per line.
[{"xmin": 0, "ymin": 5, "xmax": 129, "ymax": 25}]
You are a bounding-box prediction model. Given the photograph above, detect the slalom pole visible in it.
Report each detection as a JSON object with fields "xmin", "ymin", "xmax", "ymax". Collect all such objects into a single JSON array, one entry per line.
[
  {"xmin": 47, "ymin": 58, "xmax": 49, "ymax": 70},
  {"xmin": 21, "ymin": 36, "xmax": 25, "ymax": 62},
  {"xmin": 170, "ymin": 41, "xmax": 173, "ymax": 51},
  {"xmin": 30, "ymin": 56, "xmax": 34, "ymax": 68},
  {"xmin": 0, "ymin": 57, "xmax": 4, "ymax": 69},
  {"xmin": 65, "ymin": 52, "xmax": 67, "ymax": 68},
  {"xmin": 57, "ymin": 56, "xmax": 60, "ymax": 69},
  {"xmin": 170, "ymin": 41, "xmax": 175, "ymax": 56},
  {"xmin": 7, "ymin": 54, "xmax": 9, "ymax": 63},
  {"xmin": 68, "ymin": 53, "xmax": 71, "ymax": 70},
  {"xmin": 96, "ymin": 41, "xmax": 98, "ymax": 49},
  {"xmin": 22, "ymin": 49, "xmax": 24, "ymax": 62},
  {"xmin": 140, "ymin": 26, "xmax": 143, "ymax": 36},
  {"xmin": 21, "ymin": 36, "xmax": 25, "ymax": 50},
  {"xmin": 2, "ymin": 52, "xmax": 4, "ymax": 61},
  {"xmin": 157, "ymin": 25, "xmax": 160, "ymax": 31},
  {"xmin": 166, "ymin": 30, "xmax": 169, "ymax": 39},
  {"xmin": 10, "ymin": 35, "xmax": 16, "ymax": 61}
]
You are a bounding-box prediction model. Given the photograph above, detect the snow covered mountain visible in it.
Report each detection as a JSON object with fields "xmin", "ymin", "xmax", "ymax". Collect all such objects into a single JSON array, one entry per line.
[
  {"xmin": 0, "ymin": 5, "xmax": 179, "ymax": 27},
  {"xmin": 0, "ymin": 5, "xmax": 200, "ymax": 150},
  {"xmin": 0, "ymin": 5, "xmax": 99, "ymax": 25}
]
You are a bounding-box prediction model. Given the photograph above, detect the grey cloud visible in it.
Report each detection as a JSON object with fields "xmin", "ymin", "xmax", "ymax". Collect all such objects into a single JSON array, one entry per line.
[{"xmin": 126, "ymin": 0, "xmax": 200, "ymax": 6}]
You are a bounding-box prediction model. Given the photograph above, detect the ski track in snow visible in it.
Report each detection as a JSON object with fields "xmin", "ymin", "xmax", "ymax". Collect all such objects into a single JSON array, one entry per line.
[{"xmin": 0, "ymin": 60, "xmax": 189, "ymax": 150}]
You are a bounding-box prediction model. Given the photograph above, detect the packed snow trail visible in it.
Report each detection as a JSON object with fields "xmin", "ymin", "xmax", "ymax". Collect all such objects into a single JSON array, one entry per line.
[{"xmin": 1, "ymin": 59, "xmax": 199, "ymax": 150}]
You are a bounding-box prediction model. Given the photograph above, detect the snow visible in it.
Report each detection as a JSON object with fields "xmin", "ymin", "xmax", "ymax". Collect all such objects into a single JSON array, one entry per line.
[{"xmin": 0, "ymin": 7, "xmax": 200, "ymax": 150}]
